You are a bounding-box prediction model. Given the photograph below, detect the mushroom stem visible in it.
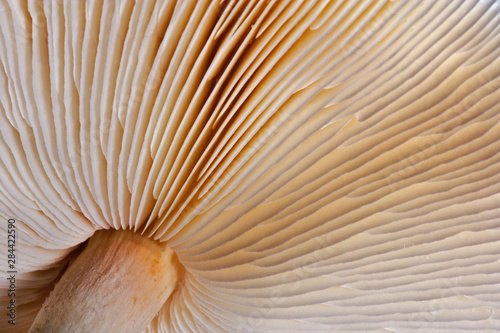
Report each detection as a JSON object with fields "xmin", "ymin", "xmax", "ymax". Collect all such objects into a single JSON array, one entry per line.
[{"xmin": 29, "ymin": 230, "xmax": 181, "ymax": 333}]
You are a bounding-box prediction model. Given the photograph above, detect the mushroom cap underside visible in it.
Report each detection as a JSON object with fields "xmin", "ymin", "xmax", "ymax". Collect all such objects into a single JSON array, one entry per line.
[{"xmin": 0, "ymin": 0, "xmax": 500, "ymax": 332}]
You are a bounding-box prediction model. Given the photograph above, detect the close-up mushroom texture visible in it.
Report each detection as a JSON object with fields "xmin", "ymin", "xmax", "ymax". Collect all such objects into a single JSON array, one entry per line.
[{"xmin": 1, "ymin": 0, "xmax": 500, "ymax": 332}]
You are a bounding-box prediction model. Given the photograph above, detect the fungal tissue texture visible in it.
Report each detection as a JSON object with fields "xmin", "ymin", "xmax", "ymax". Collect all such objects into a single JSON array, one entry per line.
[{"xmin": 0, "ymin": 0, "xmax": 500, "ymax": 332}]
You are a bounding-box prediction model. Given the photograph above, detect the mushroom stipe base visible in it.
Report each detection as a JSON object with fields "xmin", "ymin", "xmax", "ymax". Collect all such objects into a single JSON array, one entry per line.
[{"xmin": 29, "ymin": 230, "xmax": 182, "ymax": 333}]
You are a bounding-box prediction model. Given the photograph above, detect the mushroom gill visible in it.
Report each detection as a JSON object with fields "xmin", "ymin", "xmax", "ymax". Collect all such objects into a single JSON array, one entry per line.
[{"xmin": 0, "ymin": 0, "xmax": 499, "ymax": 332}]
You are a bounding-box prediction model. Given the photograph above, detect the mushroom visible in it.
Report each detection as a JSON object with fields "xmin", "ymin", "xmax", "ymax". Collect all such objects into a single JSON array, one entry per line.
[{"xmin": 1, "ymin": 0, "xmax": 499, "ymax": 332}]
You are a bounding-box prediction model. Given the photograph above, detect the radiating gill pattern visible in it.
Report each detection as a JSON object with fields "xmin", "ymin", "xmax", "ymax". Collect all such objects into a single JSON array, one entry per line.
[{"xmin": 0, "ymin": 0, "xmax": 499, "ymax": 332}]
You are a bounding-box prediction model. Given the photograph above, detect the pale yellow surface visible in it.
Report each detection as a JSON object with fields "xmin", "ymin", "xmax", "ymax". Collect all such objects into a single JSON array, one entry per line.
[{"xmin": 0, "ymin": 0, "xmax": 499, "ymax": 332}]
